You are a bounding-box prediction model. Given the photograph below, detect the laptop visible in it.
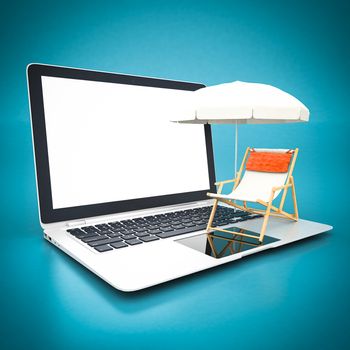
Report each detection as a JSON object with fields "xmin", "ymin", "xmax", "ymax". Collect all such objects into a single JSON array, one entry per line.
[{"xmin": 27, "ymin": 64, "xmax": 332, "ymax": 291}]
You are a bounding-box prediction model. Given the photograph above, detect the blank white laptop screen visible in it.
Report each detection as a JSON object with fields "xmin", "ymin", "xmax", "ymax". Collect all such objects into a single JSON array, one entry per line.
[{"xmin": 41, "ymin": 76, "xmax": 210, "ymax": 209}]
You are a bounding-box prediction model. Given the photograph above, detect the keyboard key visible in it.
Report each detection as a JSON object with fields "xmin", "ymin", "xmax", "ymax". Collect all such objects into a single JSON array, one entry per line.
[
  {"xmin": 81, "ymin": 235, "xmax": 105, "ymax": 243},
  {"xmin": 97, "ymin": 229, "xmax": 113, "ymax": 235},
  {"xmin": 161, "ymin": 226, "xmax": 174, "ymax": 232},
  {"xmin": 67, "ymin": 228, "xmax": 86, "ymax": 236},
  {"xmin": 125, "ymin": 239, "xmax": 142, "ymax": 245},
  {"xmin": 156, "ymin": 224, "xmax": 207, "ymax": 239},
  {"xmin": 194, "ymin": 220, "xmax": 206, "ymax": 225},
  {"xmin": 122, "ymin": 234, "xmax": 136, "ymax": 240},
  {"xmin": 116, "ymin": 229, "xmax": 127, "ymax": 234},
  {"xmin": 94, "ymin": 245, "xmax": 113, "ymax": 252},
  {"xmin": 110, "ymin": 242, "xmax": 128, "ymax": 249},
  {"xmin": 183, "ymin": 222, "xmax": 196, "ymax": 227},
  {"xmin": 88, "ymin": 237, "xmax": 124, "ymax": 247},
  {"xmin": 107, "ymin": 235, "xmax": 123, "ymax": 242},
  {"xmin": 109, "ymin": 222, "xmax": 124, "ymax": 229},
  {"xmin": 133, "ymin": 217, "xmax": 146, "ymax": 222},
  {"xmin": 139, "ymin": 235, "xmax": 159, "ymax": 242},
  {"xmin": 96, "ymin": 224, "xmax": 110, "ymax": 230},
  {"xmin": 133, "ymin": 227, "xmax": 148, "ymax": 233},
  {"xmin": 81, "ymin": 226, "xmax": 98, "ymax": 232},
  {"xmin": 76, "ymin": 233, "xmax": 89, "ymax": 239},
  {"xmin": 148, "ymin": 229, "xmax": 162, "ymax": 234},
  {"xmin": 172, "ymin": 224, "xmax": 184, "ymax": 229},
  {"xmin": 120, "ymin": 220, "xmax": 135, "ymax": 227},
  {"xmin": 148, "ymin": 220, "xmax": 161, "ymax": 225},
  {"xmin": 134, "ymin": 231, "xmax": 150, "ymax": 237},
  {"xmin": 181, "ymin": 218, "xmax": 191, "ymax": 223},
  {"xmin": 107, "ymin": 232, "xmax": 122, "ymax": 238},
  {"xmin": 123, "ymin": 230, "xmax": 135, "ymax": 235}
]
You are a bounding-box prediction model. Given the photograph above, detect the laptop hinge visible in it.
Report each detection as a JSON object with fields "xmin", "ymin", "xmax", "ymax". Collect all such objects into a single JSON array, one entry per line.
[{"xmin": 66, "ymin": 219, "xmax": 86, "ymax": 227}]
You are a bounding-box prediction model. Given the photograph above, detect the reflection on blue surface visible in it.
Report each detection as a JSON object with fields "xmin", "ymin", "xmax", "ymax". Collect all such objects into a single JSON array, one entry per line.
[{"xmin": 1, "ymin": 0, "xmax": 349, "ymax": 349}]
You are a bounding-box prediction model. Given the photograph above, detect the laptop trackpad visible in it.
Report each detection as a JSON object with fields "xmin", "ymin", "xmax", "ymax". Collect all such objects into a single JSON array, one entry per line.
[{"xmin": 176, "ymin": 227, "xmax": 280, "ymax": 259}]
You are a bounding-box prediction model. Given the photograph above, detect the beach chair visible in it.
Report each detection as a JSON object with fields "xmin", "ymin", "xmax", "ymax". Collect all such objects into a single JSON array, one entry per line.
[{"xmin": 207, "ymin": 147, "xmax": 299, "ymax": 242}]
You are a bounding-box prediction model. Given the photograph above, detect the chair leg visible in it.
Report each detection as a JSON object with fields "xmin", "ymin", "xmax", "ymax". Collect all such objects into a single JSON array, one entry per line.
[
  {"xmin": 291, "ymin": 176, "xmax": 299, "ymax": 220},
  {"xmin": 207, "ymin": 199, "xmax": 219, "ymax": 231},
  {"xmin": 259, "ymin": 190, "xmax": 275, "ymax": 242},
  {"xmin": 259, "ymin": 201, "xmax": 272, "ymax": 242},
  {"xmin": 207, "ymin": 234, "xmax": 218, "ymax": 258}
]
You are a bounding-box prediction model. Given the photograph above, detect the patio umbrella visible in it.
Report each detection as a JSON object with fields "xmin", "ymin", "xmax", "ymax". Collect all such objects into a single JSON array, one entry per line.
[{"xmin": 172, "ymin": 81, "xmax": 309, "ymax": 177}]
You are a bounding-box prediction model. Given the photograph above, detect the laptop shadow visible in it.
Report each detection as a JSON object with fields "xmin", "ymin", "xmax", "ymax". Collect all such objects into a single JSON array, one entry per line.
[{"xmin": 46, "ymin": 231, "xmax": 330, "ymax": 314}]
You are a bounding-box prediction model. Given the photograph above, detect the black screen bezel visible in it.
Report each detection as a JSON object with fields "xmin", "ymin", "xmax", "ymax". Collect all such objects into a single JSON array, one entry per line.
[{"xmin": 27, "ymin": 64, "xmax": 216, "ymax": 224}]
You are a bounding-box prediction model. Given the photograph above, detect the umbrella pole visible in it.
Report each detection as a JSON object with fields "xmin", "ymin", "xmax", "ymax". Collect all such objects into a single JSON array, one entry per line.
[
  {"xmin": 234, "ymin": 121, "xmax": 238, "ymax": 178},
  {"xmin": 233, "ymin": 122, "xmax": 238, "ymax": 211}
]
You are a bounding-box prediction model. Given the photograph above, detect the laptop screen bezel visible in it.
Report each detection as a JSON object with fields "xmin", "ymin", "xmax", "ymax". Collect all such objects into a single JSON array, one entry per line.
[{"xmin": 27, "ymin": 64, "xmax": 216, "ymax": 224}]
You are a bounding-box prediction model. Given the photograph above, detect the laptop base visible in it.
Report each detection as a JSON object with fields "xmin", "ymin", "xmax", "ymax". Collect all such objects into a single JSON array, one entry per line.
[{"xmin": 44, "ymin": 215, "xmax": 332, "ymax": 292}]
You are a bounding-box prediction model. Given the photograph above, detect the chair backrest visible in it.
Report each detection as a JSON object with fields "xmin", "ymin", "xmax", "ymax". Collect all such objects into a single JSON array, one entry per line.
[
  {"xmin": 233, "ymin": 148, "xmax": 298, "ymax": 200},
  {"xmin": 246, "ymin": 149, "xmax": 293, "ymax": 173}
]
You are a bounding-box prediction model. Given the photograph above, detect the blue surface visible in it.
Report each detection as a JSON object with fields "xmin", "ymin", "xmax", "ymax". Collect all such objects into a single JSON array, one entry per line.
[{"xmin": 1, "ymin": 1, "xmax": 349, "ymax": 349}]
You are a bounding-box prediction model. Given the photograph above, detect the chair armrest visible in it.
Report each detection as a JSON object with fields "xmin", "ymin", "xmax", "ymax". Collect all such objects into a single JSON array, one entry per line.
[
  {"xmin": 214, "ymin": 178, "xmax": 237, "ymax": 195},
  {"xmin": 215, "ymin": 178, "xmax": 237, "ymax": 186},
  {"xmin": 272, "ymin": 183, "xmax": 292, "ymax": 192}
]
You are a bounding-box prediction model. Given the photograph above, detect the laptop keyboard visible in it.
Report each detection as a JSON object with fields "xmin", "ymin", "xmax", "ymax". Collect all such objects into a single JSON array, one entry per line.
[{"xmin": 67, "ymin": 206, "xmax": 262, "ymax": 253}]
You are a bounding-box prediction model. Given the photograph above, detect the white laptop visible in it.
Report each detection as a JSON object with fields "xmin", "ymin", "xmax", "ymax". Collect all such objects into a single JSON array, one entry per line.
[{"xmin": 27, "ymin": 64, "xmax": 332, "ymax": 292}]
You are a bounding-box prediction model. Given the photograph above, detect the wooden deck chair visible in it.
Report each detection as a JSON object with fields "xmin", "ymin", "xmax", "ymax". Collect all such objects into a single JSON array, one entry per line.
[{"xmin": 206, "ymin": 147, "xmax": 299, "ymax": 242}]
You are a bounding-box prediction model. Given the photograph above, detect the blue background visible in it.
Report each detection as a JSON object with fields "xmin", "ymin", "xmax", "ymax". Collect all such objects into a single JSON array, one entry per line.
[{"xmin": 1, "ymin": 0, "xmax": 349, "ymax": 349}]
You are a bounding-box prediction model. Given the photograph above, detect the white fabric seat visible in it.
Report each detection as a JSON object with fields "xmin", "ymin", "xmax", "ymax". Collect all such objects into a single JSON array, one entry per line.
[{"xmin": 208, "ymin": 170, "xmax": 288, "ymax": 202}]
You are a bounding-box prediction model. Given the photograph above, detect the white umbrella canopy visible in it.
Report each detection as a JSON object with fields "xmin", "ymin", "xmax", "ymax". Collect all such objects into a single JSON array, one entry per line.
[
  {"xmin": 173, "ymin": 81, "xmax": 309, "ymax": 124},
  {"xmin": 172, "ymin": 80, "xmax": 309, "ymax": 179}
]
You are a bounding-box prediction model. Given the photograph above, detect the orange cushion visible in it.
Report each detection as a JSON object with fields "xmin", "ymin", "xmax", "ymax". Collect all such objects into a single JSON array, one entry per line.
[{"xmin": 246, "ymin": 151, "xmax": 292, "ymax": 173}]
